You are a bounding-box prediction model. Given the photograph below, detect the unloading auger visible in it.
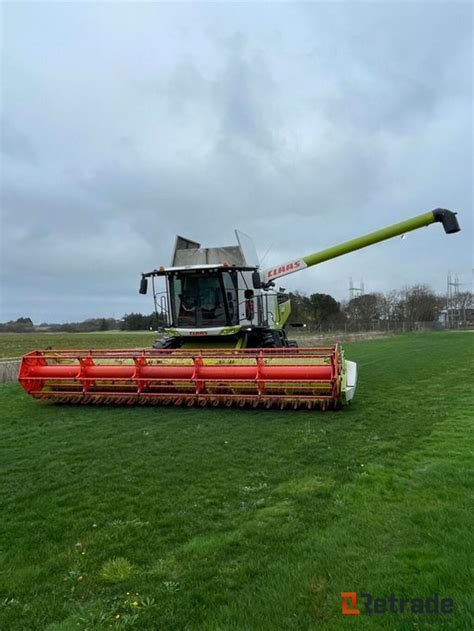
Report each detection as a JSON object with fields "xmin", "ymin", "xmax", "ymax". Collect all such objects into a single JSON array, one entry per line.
[{"xmin": 19, "ymin": 208, "xmax": 460, "ymax": 409}]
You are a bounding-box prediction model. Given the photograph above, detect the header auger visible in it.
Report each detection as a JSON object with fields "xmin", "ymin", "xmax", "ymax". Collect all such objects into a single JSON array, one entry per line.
[{"xmin": 19, "ymin": 208, "xmax": 460, "ymax": 409}]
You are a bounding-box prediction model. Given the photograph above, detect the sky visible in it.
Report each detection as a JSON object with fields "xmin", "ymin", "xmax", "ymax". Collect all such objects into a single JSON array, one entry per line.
[{"xmin": 1, "ymin": 1, "xmax": 472, "ymax": 323}]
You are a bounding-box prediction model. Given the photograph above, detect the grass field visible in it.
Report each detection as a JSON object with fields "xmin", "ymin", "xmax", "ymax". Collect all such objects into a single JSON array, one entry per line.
[
  {"xmin": 1, "ymin": 332, "xmax": 473, "ymax": 629},
  {"xmin": 0, "ymin": 331, "xmax": 157, "ymax": 359},
  {"xmin": 0, "ymin": 330, "xmax": 371, "ymax": 359}
]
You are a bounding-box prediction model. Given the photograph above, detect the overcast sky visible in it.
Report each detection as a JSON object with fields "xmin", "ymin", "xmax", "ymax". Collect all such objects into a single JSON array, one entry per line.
[{"xmin": 1, "ymin": 1, "xmax": 472, "ymax": 323}]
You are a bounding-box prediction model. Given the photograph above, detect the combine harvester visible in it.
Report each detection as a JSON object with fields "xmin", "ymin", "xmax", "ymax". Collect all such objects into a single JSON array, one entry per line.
[{"xmin": 19, "ymin": 209, "xmax": 460, "ymax": 409}]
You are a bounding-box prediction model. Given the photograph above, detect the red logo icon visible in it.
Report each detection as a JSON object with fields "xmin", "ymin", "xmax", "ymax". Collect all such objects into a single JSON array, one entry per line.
[{"xmin": 341, "ymin": 592, "xmax": 360, "ymax": 615}]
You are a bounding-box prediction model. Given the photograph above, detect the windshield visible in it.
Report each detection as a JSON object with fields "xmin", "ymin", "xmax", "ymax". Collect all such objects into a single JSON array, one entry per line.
[{"xmin": 169, "ymin": 271, "xmax": 238, "ymax": 328}]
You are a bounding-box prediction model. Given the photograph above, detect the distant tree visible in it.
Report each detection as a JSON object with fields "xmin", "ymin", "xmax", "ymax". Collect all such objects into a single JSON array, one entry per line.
[
  {"xmin": 0, "ymin": 317, "xmax": 34, "ymax": 332},
  {"xmin": 400, "ymin": 285, "xmax": 442, "ymax": 326},
  {"xmin": 288, "ymin": 291, "xmax": 345, "ymax": 329},
  {"xmin": 120, "ymin": 312, "xmax": 165, "ymax": 331},
  {"xmin": 99, "ymin": 318, "xmax": 109, "ymax": 331},
  {"xmin": 16, "ymin": 317, "xmax": 34, "ymax": 326},
  {"xmin": 453, "ymin": 291, "xmax": 473, "ymax": 314},
  {"xmin": 309, "ymin": 293, "xmax": 340, "ymax": 327},
  {"xmin": 345, "ymin": 294, "xmax": 382, "ymax": 330},
  {"xmin": 46, "ymin": 317, "xmax": 119, "ymax": 332},
  {"xmin": 288, "ymin": 291, "xmax": 311, "ymax": 324}
]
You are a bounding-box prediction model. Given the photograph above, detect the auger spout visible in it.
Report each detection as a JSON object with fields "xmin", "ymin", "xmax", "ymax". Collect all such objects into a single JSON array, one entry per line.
[{"xmin": 262, "ymin": 208, "xmax": 460, "ymax": 282}]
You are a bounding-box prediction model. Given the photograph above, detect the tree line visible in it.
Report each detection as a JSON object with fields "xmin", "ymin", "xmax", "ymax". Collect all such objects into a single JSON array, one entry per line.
[
  {"xmin": 0, "ymin": 313, "xmax": 166, "ymax": 333},
  {"xmin": 289, "ymin": 285, "xmax": 473, "ymax": 331},
  {"xmin": 1, "ymin": 285, "xmax": 472, "ymax": 333}
]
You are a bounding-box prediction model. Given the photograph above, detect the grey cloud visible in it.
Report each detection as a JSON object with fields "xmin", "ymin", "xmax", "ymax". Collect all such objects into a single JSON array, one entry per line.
[
  {"xmin": 1, "ymin": 118, "xmax": 38, "ymax": 164},
  {"xmin": 0, "ymin": 2, "xmax": 472, "ymax": 322}
]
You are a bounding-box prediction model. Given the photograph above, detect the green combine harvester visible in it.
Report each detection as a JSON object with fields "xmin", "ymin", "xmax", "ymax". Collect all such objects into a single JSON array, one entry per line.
[{"xmin": 19, "ymin": 208, "xmax": 460, "ymax": 409}]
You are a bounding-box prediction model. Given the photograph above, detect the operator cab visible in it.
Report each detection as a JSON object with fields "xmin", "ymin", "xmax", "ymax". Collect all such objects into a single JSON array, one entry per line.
[
  {"xmin": 168, "ymin": 269, "xmax": 238, "ymax": 327},
  {"xmin": 139, "ymin": 263, "xmax": 263, "ymax": 331},
  {"xmin": 138, "ymin": 231, "xmax": 276, "ymax": 333}
]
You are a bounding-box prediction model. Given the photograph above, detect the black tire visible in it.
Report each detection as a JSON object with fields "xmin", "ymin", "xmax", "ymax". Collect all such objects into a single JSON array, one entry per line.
[
  {"xmin": 260, "ymin": 331, "xmax": 278, "ymax": 347},
  {"xmin": 152, "ymin": 336, "xmax": 181, "ymax": 350},
  {"xmin": 249, "ymin": 329, "xmax": 281, "ymax": 348},
  {"xmin": 287, "ymin": 339, "xmax": 298, "ymax": 348}
]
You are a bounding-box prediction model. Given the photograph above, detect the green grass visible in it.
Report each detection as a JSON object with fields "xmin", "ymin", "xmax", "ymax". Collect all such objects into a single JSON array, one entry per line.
[
  {"xmin": 1, "ymin": 332, "xmax": 472, "ymax": 629},
  {"xmin": 0, "ymin": 331, "xmax": 156, "ymax": 359}
]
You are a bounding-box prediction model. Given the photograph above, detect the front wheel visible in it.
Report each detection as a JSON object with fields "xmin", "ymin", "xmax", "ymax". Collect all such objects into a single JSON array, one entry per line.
[{"xmin": 152, "ymin": 336, "xmax": 181, "ymax": 350}]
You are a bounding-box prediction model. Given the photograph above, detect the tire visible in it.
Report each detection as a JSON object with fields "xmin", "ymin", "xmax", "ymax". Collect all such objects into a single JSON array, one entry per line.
[
  {"xmin": 152, "ymin": 336, "xmax": 181, "ymax": 350},
  {"xmin": 261, "ymin": 331, "xmax": 277, "ymax": 347}
]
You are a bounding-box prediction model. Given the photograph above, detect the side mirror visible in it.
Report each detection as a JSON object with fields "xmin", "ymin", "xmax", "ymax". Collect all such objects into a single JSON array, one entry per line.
[
  {"xmin": 244, "ymin": 289, "xmax": 254, "ymax": 299},
  {"xmin": 139, "ymin": 276, "xmax": 148, "ymax": 295},
  {"xmin": 252, "ymin": 271, "xmax": 262, "ymax": 289}
]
